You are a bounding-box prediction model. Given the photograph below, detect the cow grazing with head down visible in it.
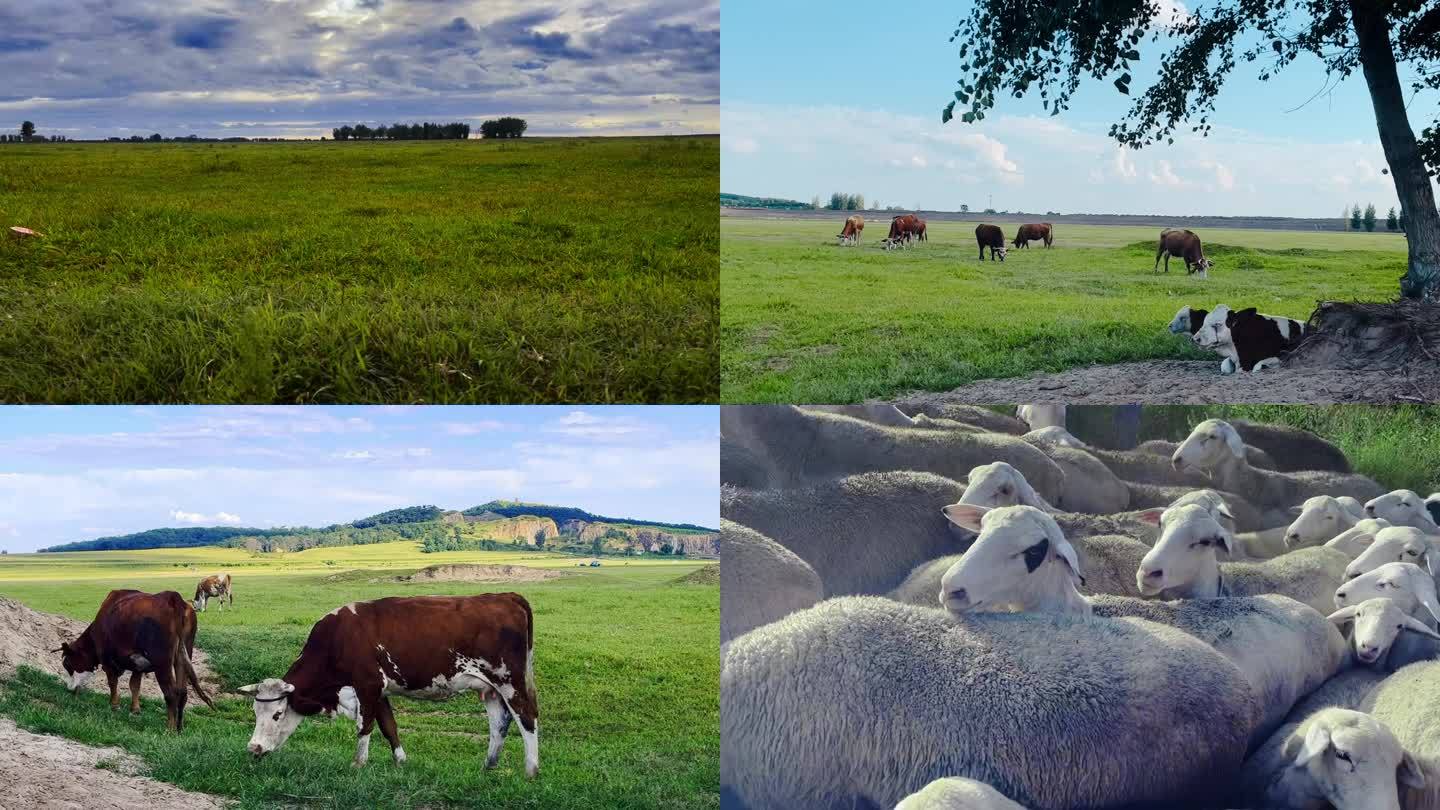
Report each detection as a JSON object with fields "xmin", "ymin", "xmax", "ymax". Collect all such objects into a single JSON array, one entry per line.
[
  {"xmin": 1193, "ymin": 305, "xmax": 1306, "ymax": 374},
  {"xmin": 193, "ymin": 574, "xmax": 232, "ymax": 612},
  {"xmin": 1155, "ymin": 229, "xmax": 1213, "ymax": 275},
  {"xmin": 1012, "ymin": 223, "xmax": 1053, "ymax": 248},
  {"xmin": 240, "ymin": 594, "xmax": 539, "ymax": 777},
  {"xmin": 975, "ymin": 224, "xmax": 1007, "ymax": 261},
  {"xmin": 883, "ymin": 214, "xmax": 926, "ymax": 250},
  {"xmin": 837, "ymin": 215, "xmax": 864, "ymax": 246},
  {"xmin": 56, "ymin": 589, "xmax": 213, "ymax": 731}
]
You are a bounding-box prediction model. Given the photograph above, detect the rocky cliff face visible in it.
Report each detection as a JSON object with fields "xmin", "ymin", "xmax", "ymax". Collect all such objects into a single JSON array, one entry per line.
[
  {"xmin": 442, "ymin": 513, "xmax": 558, "ymax": 545},
  {"xmin": 556, "ymin": 520, "xmax": 718, "ymax": 558}
]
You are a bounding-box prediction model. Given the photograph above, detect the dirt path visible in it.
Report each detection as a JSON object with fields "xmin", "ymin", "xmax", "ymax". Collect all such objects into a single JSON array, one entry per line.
[
  {"xmin": 0, "ymin": 717, "xmax": 228, "ymax": 810},
  {"xmin": 899, "ymin": 360, "xmax": 1440, "ymax": 404}
]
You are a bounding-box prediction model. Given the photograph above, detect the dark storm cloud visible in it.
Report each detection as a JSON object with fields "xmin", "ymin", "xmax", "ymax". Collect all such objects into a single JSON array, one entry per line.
[{"xmin": 0, "ymin": 0, "xmax": 718, "ymax": 137}]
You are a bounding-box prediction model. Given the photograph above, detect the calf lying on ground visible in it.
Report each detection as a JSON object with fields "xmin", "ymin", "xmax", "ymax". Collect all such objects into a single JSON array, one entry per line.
[{"xmin": 1193, "ymin": 305, "xmax": 1306, "ymax": 374}]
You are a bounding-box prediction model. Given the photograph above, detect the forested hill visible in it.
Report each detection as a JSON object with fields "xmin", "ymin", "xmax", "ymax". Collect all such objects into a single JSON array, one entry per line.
[
  {"xmin": 39, "ymin": 526, "xmax": 292, "ymax": 553},
  {"xmin": 464, "ymin": 501, "xmax": 716, "ymax": 534}
]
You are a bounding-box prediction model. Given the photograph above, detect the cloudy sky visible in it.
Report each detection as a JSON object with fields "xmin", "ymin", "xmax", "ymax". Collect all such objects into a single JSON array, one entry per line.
[
  {"xmin": 0, "ymin": 0, "xmax": 717, "ymax": 139},
  {"xmin": 723, "ymin": 0, "xmax": 1438, "ymax": 218},
  {"xmin": 0, "ymin": 406, "xmax": 718, "ymax": 553}
]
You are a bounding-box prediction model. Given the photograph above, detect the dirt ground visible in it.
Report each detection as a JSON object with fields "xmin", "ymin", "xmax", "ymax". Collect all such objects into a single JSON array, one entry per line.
[
  {"xmin": 899, "ymin": 360, "xmax": 1440, "ymax": 404},
  {"xmin": 398, "ymin": 563, "xmax": 566, "ymax": 583},
  {"xmin": 0, "ymin": 596, "xmax": 221, "ymax": 702}
]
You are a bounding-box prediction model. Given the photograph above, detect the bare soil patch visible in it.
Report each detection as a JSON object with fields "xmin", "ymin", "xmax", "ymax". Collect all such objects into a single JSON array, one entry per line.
[
  {"xmin": 0, "ymin": 596, "xmax": 221, "ymax": 701},
  {"xmin": 395, "ymin": 564, "xmax": 566, "ymax": 583},
  {"xmin": 901, "ymin": 359, "xmax": 1439, "ymax": 404},
  {"xmin": 0, "ymin": 717, "xmax": 228, "ymax": 810}
]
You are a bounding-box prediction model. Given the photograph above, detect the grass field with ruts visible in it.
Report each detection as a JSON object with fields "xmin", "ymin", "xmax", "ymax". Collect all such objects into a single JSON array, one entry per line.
[
  {"xmin": 0, "ymin": 541, "xmax": 718, "ymax": 809},
  {"xmin": 0, "ymin": 137, "xmax": 718, "ymax": 404},
  {"xmin": 720, "ymin": 217, "xmax": 1406, "ymax": 403}
]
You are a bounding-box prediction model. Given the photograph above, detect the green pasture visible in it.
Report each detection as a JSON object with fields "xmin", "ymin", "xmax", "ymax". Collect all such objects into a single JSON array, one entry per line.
[
  {"xmin": 0, "ymin": 137, "xmax": 718, "ymax": 404},
  {"xmin": 0, "ymin": 542, "xmax": 719, "ymax": 808},
  {"xmin": 720, "ymin": 217, "xmax": 1407, "ymax": 403}
]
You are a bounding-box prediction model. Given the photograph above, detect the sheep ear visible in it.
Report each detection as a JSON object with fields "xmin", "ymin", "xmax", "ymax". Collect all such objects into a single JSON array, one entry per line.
[
  {"xmin": 1223, "ymin": 426, "xmax": 1245, "ymax": 458},
  {"xmin": 1216, "ymin": 527, "xmax": 1236, "ymax": 556},
  {"xmin": 1401, "ymin": 751, "xmax": 1428, "ymax": 789},
  {"xmin": 1288, "ymin": 505, "xmax": 1304, "ymax": 516},
  {"xmin": 1293, "ymin": 723, "xmax": 1332, "ymax": 767},
  {"xmin": 1327, "ymin": 605, "xmax": 1358, "ymax": 629},
  {"xmin": 1050, "ymin": 538, "xmax": 1084, "ymax": 586},
  {"xmin": 1411, "ymin": 571, "xmax": 1440, "ymax": 626},
  {"xmin": 1136, "ymin": 508, "xmax": 1166, "ymax": 526},
  {"xmin": 942, "ymin": 503, "xmax": 990, "ymax": 532},
  {"xmin": 238, "ymin": 683, "xmax": 259, "ymax": 695},
  {"xmin": 1426, "ymin": 546, "xmax": 1440, "ymax": 578},
  {"xmin": 1401, "ymin": 614, "xmax": 1440, "ymax": 641}
]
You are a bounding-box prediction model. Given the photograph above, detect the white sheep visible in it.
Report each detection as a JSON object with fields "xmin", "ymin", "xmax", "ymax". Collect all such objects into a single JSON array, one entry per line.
[
  {"xmin": 1016, "ymin": 404, "xmax": 1066, "ymax": 430},
  {"xmin": 721, "ymin": 596, "xmax": 1261, "ymax": 810},
  {"xmin": 719, "ymin": 471, "xmax": 968, "ymax": 597},
  {"xmin": 1022, "ymin": 426, "xmax": 1085, "ymax": 448},
  {"xmin": 1325, "ymin": 518, "xmax": 1395, "ymax": 559},
  {"xmin": 895, "ymin": 777, "xmax": 1028, "ymax": 810},
  {"xmin": 1137, "ymin": 503, "xmax": 1350, "ymax": 614},
  {"xmin": 893, "ymin": 402, "xmax": 1029, "ymax": 434},
  {"xmin": 720, "ymin": 406, "xmax": 1065, "ymax": 501},
  {"xmin": 1357, "ymin": 660, "xmax": 1440, "ymax": 810},
  {"xmin": 720, "ymin": 520, "xmax": 823, "ymax": 644},
  {"xmin": 1285, "ymin": 495, "xmax": 1368, "ymax": 549},
  {"xmin": 1172, "ymin": 419, "xmax": 1385, "ymax": 511},
  {"xmin": 1345, "ymin": 527, "xmax": 1439, "ymax": 581},
  {"xmin": 1335, "ymin": 562, "xmax": 1440, "ymax": 630},
  {"xmin": 802, "ymin": 403, "xmax": 915, "ymax": 427},
  {"xmin": 1329, "ymin": 597, "xmax": 1440, "ymax": 671},
  {"xmin": 1124, "ymin": 481, "xmax": 1274, "ymax": 532},
  {"xmin": 1366, "ymin": 490, "xmax": 1440, "ymax": 533},
  {"xmin": 1237, "ymin": 707, "xmax": 1424, "ymax": 810},
  {"xmin": 939, "ymin": 504, "xmax": 1346, "ymax": 743}
]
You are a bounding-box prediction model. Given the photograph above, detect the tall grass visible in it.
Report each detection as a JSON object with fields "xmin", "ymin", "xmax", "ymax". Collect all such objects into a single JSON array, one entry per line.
[{"xmin": 0, "ymin": 137, "xmax": 718, "ymax": 403}]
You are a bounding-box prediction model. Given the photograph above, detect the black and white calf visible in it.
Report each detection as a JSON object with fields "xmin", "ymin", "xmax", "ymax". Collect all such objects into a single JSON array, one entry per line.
[
  {"xmin": 1167, "ymin": 306, "xmax": 1211, "ymax": 336},
  {"xmin": 1192, "ymin": 305, "xmax": 1307, "ymax": 374}
]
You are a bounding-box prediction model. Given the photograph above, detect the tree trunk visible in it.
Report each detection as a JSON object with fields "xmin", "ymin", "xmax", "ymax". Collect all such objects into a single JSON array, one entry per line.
[{"xmin": 1350, "ymin": 0, "xmax": 1440, "ymax": 300}]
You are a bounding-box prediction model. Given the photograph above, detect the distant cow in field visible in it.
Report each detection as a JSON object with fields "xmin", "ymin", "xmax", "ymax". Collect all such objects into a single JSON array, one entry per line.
[
  {"xmin": 1192, "ymin": 304, "xmax": 1306, "ymax": 374},
  {"xmin": 1012, "ymin": 223, "xmax": 1053, "ymax": 248},
  {"xmin": 883, "ymin": 214, "xmax": 926, "ymax": 249},
  {"xmin": 240, "ymin": 594, "xmax": 540, "ymax": 776},
  {"xmin": 975, "ymin": 224, "xmax": 1007, "ymax": 261},
  {"xmin": 1155, "ymin": 228, "xmax": 1213, "ymax": 275},
  {"xmin": 193, "ymin": 574, "xmax": 232, "ymax": 612},
  {"xmin": 57, "ymin": 589, "xmax": 214, "ymax": 731},
  {"xmin": 837, "ymin": 215, "xmax": 864, "ymax": 246}
]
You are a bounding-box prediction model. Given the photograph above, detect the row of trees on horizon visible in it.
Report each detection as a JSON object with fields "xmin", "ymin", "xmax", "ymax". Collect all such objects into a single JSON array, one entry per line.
[
  {"xmin": 4, "ymin": 118, "xmax": 531, "ymax": 144},
  {"xmin": 1343, "ymin": 203, "xmax": 1407, "ymax": 233}
]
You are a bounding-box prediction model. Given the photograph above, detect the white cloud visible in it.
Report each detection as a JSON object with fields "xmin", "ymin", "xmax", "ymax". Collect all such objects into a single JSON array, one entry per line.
[
  {"xmin": 442, "ymin": 420, "xmax": 508, "ymax": 436},
  {"xmin": 1151, "ymin": 0, "xmax": 1193, "ymax": 30},
  {"xmin": 726, "ymin": 136, "xmax": 759, "ymax": 154},
  {"xmin": 1148, "ymin": 159, "xmax": 1185, "ymax": 187},
  {"xmin": 171, "ymin": 509, "xmax": 242, "ymax": 525}
]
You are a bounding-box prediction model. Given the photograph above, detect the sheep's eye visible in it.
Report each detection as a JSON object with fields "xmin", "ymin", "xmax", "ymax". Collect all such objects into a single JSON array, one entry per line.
[
  {"xmin": 1407, "ymin": 550, "xmax": 1419, "ymax": 556},
  {"xmin": 999, "ymin": 486, "xmax": 1012, "ymax": 496},
  {"xmin": 1193, "ymin": 539, "xmax": 1211, "ymax": 548},
  {"xmin": 1335, "ymin": 750, "xmax": 1352, "ymax": 763},
  {"xmin": 1325, "ymin": 515, "xmax": 1334, "ymax": 521},
  {"xmin": 1378, "ymin": 582, "xmax": 1390, "ymax": 589}
]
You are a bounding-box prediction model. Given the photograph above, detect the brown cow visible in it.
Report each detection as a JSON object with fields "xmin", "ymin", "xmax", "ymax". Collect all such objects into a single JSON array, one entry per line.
[
  {"xmin": 1012, "ymin": 223, "xmax": 1053, "ymax": 248},
  {"xmin": 884, "ymin": 214, "xmax": 927, "ymax": 250},
  {"xmin": 975, "ymin": 224, "xmax": 1007, "ymax": 261},
  {"xmin": 240, "ymin": 594, "xmax": 540, "ymax": 776},
  {"xmin": 1155, "ymin": 228, "xmax": 1213, "ymax": 275},
  {"xmin": 57, "ymin": 590, "xmax": 213, "ymax": 731},
  {"xmin": 837, "ymin": 215, "xmax": 864, "ymax": 246},
  {"xmin": 193, "ymin": 573, "xmax": 232, "ymax": 612}
]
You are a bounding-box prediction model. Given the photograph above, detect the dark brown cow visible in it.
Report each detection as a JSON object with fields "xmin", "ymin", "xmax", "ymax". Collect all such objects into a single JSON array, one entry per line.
[
  {"xmin": 240, "ymin": 594, "xmax": 539, "ymax": 776},
  {"xmin": 1012, "ymin": 223, "xmax": 1053, "ymax": 248},
  {"xmin": 975, "ymin": 224, "xmax": 1007, "ymax": 261},
  {"xmin": 193, "ymin": 573, "xmax": 232, "ymax": 612},
  {"xmin": 1155, "ymin": 228, "xmax": 1213, "ymax": 275},
  {"xmin": 57, "ymin": 590, "xmax": 213, "ymax": 731},
  {"xmin": 837, "ymin": 215, "xmax": 864, "ymax": 246}
]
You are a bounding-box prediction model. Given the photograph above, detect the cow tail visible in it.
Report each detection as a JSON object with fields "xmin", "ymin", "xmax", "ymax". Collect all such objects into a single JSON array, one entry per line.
[
  {"xmin": 520, "ymin": 596, "xmax": 535, "ymax": 698},
  {"xmin": 180, "ymin": 643, "xmax": 214, "ymax": 708}
]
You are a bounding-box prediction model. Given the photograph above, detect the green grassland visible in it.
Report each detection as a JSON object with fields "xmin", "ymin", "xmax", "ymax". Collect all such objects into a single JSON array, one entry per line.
[
  {"xmin": 721, "ymin": 217, "xmax": 1407, "ymax": 403},
  {"xmin": 0, "ymin": 542, "xmax": 718, "ymax": 808},
  {"xmin": 0, "ymin": 137, "xmax": 718, "ymax": 404}
]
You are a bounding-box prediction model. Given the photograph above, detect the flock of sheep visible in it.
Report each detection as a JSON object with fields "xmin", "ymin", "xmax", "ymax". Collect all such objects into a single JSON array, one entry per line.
[{"xmin": 719, "ymin": 403, "xmax": 1440, "ymax": 810}]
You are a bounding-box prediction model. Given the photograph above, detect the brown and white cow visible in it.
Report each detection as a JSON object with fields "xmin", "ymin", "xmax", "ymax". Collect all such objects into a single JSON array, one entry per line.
[
  {"xmin": 883, "ymin": 214, "xmax": 927, "ymax": 250},
  {"xmin": 1192, "ymin": 304, "xmax": 1306, "ymax": 374},
  {"xmin": 975, "ymin": 223, "xmax": 1007, "ymax": 261},
  {"xmin": 837, "ymin": 215, "xmax": 864, "ymax": 246},
  {"xmin": 1012, "ymin": 223, "xmax": 1053, "ymax": 248},
  {"xmin": 56, "ymin": 589, "xmax": 213, "ymax": 732},
  {"xmin": 193, "ymin": 573, "xmax": 232, "ymax": 612},
  {"xmin": 240, "ymin": 594, "xmax": 539, "ymax": 776},
  {"xmin": 1155, "ymin": 228, "xmax": 1213, "ymax": 275}
]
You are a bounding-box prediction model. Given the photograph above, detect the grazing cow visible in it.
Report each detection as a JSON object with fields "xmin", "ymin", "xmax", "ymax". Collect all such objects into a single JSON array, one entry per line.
[
  {"xmin": 1012, "ymin": 222, "xmax": 1053, "ymax": 248},
  {"xmin": 56, "ymin": 590, "xmax": 213, "ymax": 731},
  {"xmin": 1168, "ymin": 305, "xmax": 1211, "ymax": 336},
  {"xmin": 1193, "ymin": 305, "xmax": 1306, "ymax": 374},
  {"xmin": 193, "ymin": 574, "xmax": 232, "ymax": 612},
  {"xmin": 885, "ymin": 214, "xmax": 926, "ymax": 247},
  {"xmin": 240, "ymin": 594, "xmax": 540, "ymax": 777},
  {"xmin": 975, "ymin": 224, "xmax": 1007, "ymax": 261},
  {"xmin": 1155, "ymin": 228, "xmax": 1213, "ymax": 275},
  {"xmin": 837, "ymin": 215, "xmax": 864, "ymax": 246}
]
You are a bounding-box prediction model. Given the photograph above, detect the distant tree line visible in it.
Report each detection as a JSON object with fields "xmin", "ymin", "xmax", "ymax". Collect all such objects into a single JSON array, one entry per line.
[
  {"xmin": 351, "ymin": 505, "xmax": 444, "ymax": 528},
  {"xmin": 479, "ymin": 117, "xmax": 528, "ymax": 139},
  {"xmin": 824, "ymin": 192, "xmax": 866, "ymax": 211},
  {"xmin": 1, "ymin": 121, "xmax": 70, "ymax": 143},
  {"xmin": 1343, "ymin": 202, "xmax": 1408, "ymax": 233},
  {"xmin": 332, "ymin": 122, "xmax": 471, "ymax": 141}
]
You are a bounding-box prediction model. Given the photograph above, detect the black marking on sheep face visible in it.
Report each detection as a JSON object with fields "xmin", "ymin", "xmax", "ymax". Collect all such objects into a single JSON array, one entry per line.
[
  {"xmin": 1429, "ymin": 501, "xmax": 1440, "ymax": 527},
  {"xmin": 1022, "ymin": 538, "xmax": 1049, "ymax": 573}
]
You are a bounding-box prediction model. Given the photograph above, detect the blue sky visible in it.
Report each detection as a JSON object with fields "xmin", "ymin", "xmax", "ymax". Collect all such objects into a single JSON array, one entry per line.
[
  {"xmin": 0, "ymin": 406, "xmax": 718, "ymax": 553},
  {"xmin": 722, "ymin": 0, "xmax": 1436, "ymax": 217},
  {"xmin": 0, "ymin": 0, "xmax": 717, "ymax": 139}
]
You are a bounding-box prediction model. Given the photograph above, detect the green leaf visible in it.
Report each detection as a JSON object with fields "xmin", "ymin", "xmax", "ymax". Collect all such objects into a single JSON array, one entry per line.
[
  {"xmin": 961, "ymin": 111, "xmax": 975, "ymax": 124},
  {"xmin": 942, "ymin": 101, "xmax": 955, "ymax": 124},
  {"xmin": 955, "ymin": 90, "xmax": 970, "ymax": 103}
]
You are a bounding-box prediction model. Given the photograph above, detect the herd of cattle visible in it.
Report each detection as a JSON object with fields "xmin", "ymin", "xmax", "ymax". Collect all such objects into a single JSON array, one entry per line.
[
  {"xmin": 720, "ymin": 403, "xmax": 1440, "ymax": 810},
  {"xmin": 1170, "ymin": 303, "xmax": 1309, "ymax": 374},
  {"xmin": 834, "ymin": 214, "xmax": 1215, "ymax": 275},
  {"xmin": 51, "ymin": 576, "xmax": 541, "ymax": 776}
]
